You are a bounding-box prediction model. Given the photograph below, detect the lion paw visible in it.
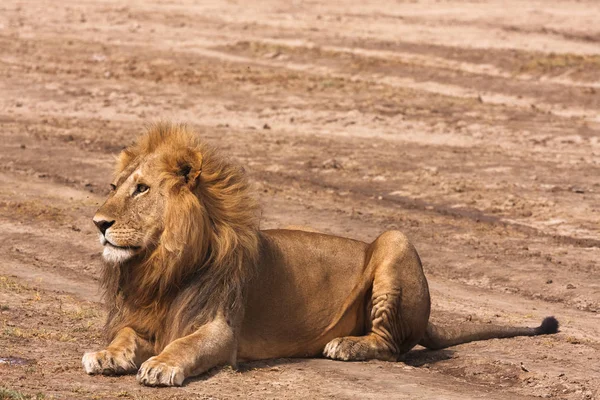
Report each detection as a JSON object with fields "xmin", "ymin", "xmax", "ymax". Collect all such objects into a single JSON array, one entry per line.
[
  {"xmin": 323, "ymin": 336, "xmax": 395, "ymax": 362},
  {"xmin": 323, "ymin": 337, "xmax": 365, "ymax": 361},
  {"xmin": 82, "ymin": 350, "xmax": 137, "ymax": 375},
  {"xmin": 137, "ymin": 356, "xmax": 185, "ymax": 387}
]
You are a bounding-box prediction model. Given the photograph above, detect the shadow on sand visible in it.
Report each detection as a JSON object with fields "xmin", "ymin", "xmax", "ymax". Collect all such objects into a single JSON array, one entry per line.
[{"xmin": 184, "ymin": 348, "xmax": 454, "ymax": 386}]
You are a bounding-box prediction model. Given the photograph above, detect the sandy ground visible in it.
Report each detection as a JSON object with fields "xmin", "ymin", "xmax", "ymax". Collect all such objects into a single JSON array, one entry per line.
[{"xmin": 0, "ymin": 0, "xmax": 599, "ymax": 399}]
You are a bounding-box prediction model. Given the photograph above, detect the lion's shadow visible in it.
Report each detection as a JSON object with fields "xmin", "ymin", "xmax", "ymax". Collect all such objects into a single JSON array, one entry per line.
[
  {"xmin": 184, "ymin": 348, "xmax": 454, "ymax": 386},
  {"xmin": 399, "ymin": 347, "xmax": 455, "ymax": 367}
]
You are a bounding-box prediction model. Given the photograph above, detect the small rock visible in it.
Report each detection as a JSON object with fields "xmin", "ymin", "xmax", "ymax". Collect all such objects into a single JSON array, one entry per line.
[
  {"xmin": 91, "ymin": 53, "xmax": 106, "ymax": 62},
  {"xmin": 321, "ymin": 159, "xmax": 343, "ymax": 170},
  {"xmin": 566, "ymin": 284, "xmax": 576, "ymax": 289},
  {"xmin": 262, "ymin": 123, "xmax": 271, "ymax": 130},
  {"xmin": 264, "ymin": 51, "xmax": 281, "ymax": 59},
  {"xmin": 546, "ymin": 279, "xmax": 553, "ymax": 284},
  {"xmin": 520, "ymin": 362, "xmax": 529, "ymax": 372},
  {"xmin": 20, "ymin": 144, "xmax": 26, "ymax": 149},
  {"xmin": 15, "ymin": 101, "xmax": 23, "ymax": 107}
]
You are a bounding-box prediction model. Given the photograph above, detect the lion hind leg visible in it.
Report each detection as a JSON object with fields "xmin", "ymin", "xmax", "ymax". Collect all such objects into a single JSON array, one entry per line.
[
  {"xmin": 323, "ymin": 231, "xmax": 431, "ymax": 362},
  {"xmin": 323, "ymin": 292, "xmax": 403, "ymax": 361}
]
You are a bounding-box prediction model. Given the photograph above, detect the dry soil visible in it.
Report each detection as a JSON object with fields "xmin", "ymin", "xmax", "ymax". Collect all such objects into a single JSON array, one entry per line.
[{"xmin": 0, "ymin": 1, "xmax": 599, "ymax": 399}]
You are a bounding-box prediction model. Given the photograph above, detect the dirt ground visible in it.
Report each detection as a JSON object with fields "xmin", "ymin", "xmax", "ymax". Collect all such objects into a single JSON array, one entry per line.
[{"xmin": 0, "ymin": 0, "xmax": 599, "ymax": 398}]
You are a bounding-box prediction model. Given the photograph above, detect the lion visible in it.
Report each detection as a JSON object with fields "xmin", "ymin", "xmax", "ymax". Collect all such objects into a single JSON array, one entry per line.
[{"xmin": 82, "ymin": 122, "xmax": 559, "ymax": 387}]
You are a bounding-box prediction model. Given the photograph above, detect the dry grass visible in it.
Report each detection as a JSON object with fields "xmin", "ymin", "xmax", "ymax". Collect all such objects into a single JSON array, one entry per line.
[
  {"xmin": 62, "ymin": 306, "xmax": 99, "ymax": 321},
  {"xmin": 517, "ymin": 53, "xmax": 600, "ymax": 75},
  {"xmin": 0, "ymin": 387, "xmax": 45, "ymax": 400},
  {"xmin": 1, "ymin": 325, "xmax": 77, "ymax": 342},
  {"xmin": 0, "ymin": 277, "xmax": 30, "ymax": 293}
]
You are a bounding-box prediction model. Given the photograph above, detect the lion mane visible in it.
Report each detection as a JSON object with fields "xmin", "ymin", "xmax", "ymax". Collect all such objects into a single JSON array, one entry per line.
[{"xmin": 101, "ymin": 123, "xmax": 260, "ymax": 351}]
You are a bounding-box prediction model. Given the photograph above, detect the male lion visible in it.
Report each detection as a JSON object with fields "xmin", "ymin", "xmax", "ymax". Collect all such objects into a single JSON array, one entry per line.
[{"xmin": 83, "ymin": 123, "xmax": 558, "ymax": 387}]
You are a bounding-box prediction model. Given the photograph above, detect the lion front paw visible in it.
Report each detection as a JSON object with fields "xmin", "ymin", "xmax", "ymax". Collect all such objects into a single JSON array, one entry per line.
[
  {"xmin": 82, "ymin": 349, "xmax": 137, "ymax": 375},
  {"xmin": 136, "ymin": 356, "xmax": 185, "ymax": 387}
]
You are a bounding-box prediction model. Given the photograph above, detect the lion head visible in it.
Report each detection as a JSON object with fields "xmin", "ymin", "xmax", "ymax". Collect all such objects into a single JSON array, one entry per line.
[
  {"xmin": 93, "ymin": 124, "xmax": 207, "ymax": 265},
  {"xmin": 93, "ymin": 123, "xmax": 260, "ymax": 327}
]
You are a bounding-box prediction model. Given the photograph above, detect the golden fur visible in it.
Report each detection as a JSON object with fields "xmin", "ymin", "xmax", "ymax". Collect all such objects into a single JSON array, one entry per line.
[{"xmin": 83, "ymin": 123, "xmax": 558, "ymax": 387}]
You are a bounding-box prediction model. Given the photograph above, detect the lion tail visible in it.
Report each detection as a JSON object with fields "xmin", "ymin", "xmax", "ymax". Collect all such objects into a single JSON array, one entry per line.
[{"xmin": 419, "ymin": 316, "xmax": 559, "ymax": 350}]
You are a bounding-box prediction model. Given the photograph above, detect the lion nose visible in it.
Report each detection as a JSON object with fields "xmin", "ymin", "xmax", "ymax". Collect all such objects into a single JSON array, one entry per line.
[{"xmin": 93, "ymin": 217, "xmax": 115, "ymax": 235}]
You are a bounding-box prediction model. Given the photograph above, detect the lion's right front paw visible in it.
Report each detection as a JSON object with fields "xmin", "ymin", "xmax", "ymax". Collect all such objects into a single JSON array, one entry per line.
[
  {"xmin": 136, "ymin": 356, "xmax": 185, "ymax": 387},
  {"xmin": 82, "ymin": 350, "xmax": 137, "ymax": 375}
]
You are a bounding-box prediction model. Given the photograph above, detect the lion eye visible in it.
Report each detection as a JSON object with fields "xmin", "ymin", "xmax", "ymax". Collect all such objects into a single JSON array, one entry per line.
[{"xmin": 134, "ymin": 183, "xmax": 149, "ymax": 195}]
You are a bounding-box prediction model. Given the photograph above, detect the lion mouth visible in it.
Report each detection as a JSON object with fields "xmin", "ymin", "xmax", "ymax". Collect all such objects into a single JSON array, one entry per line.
[
  {"xmin": 106, "ymin": 241, "xmax": 140, "ymax": 251},
  {"xmin": 102, "ymin": 237, "xmax": 141, "ymax": 251}
]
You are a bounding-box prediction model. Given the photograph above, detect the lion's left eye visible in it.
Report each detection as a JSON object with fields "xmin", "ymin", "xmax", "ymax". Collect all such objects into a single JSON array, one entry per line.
[{"xmin": 134, "ymin": 183, "xmax": 149, "ymax": 195}]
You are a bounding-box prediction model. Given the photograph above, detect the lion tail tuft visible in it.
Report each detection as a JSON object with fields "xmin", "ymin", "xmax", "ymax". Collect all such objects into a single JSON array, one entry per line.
[{"xmin": 534, "ymin": 316, "xmax": 559, "ymax": 335}]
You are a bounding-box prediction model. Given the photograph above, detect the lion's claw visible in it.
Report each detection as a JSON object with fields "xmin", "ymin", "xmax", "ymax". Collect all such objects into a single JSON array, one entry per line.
[{"xmin": 137, "ymin": 357, "xmax": 185, "ymax": 387}]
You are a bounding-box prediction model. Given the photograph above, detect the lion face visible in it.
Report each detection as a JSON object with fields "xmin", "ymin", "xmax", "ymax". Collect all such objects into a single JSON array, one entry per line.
[
  {"xmin": 93, "ymin": 127, "xmax": 205, "ymax": 266},
  {"xmin": 93, "ymin": 156, "xmax": 168, "ymax": 264}
]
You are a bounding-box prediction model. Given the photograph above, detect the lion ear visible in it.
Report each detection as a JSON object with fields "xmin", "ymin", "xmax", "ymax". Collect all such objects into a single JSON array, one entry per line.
[
  {"xmin": 177, "ymin": 154, "xmax": 202, "ymax": 190},
  {"xmin": 116, "ymin": 148, "xmax": 136, "ymax": 174}
]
